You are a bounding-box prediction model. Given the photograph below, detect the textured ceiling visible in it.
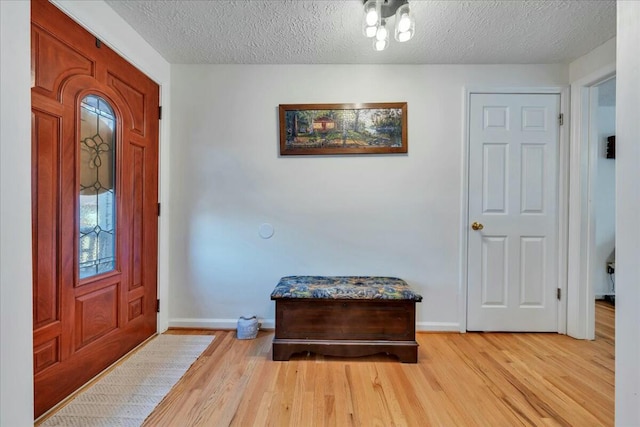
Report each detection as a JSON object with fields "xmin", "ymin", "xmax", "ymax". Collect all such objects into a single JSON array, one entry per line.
[{"xmin": 104, "ymin": 0, "xmax": 616, "ymax": 65}]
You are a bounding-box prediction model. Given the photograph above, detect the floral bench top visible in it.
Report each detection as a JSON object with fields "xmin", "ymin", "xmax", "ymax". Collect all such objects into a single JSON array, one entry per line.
[{"xmin": 270, "ymin": 276, "xmax": 423, "ymax": 301}]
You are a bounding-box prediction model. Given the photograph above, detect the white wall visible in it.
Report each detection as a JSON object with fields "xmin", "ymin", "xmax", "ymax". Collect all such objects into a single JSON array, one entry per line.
[
  {"xmin": 0, "ymin": 2, "xmax": 34, "ymax": 425},
  {"xmin": 570, "ymin": 37, "xmax": 616, "ymax": 82},
  {"xmin": 168, "ymin": 64, "xmax": 568, "ymax": 330},
  {"xmin": 594, "ymin": 96, "xmax": 616, "ymax": 298},
  {"xmin": 616, "ymin": 2, "xmax": 640, "ymax": 425}
]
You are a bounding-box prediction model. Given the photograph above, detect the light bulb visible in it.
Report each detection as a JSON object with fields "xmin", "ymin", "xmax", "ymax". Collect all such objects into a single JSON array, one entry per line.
[
  {"xmin": 376, "ymin": 25, "xmax": 388, "ymax": 41},
  {"xmin": 394, "ymin": 4, "xmax": 415, "ymax": 42},
  {"xmin": 365, "ymin": 25, "xmax": 377, "ymax": 38},
  {"xmin": 397, "ymin": 31, "xmax": 412, "ymax": 42},
  {"xmin": 374, "ymin": 39, "xmax": 388, "ymax": 51},
  {"xmin": 398, "ymin": 13, "xmax": 411, "ymax": 33},
  {"xmin": 362, "ymin": 0, "xmax": 380, "ymax": 38},
  {"xmin": 365, "ymin": 9, "xmax": 378, "ymax": 26}
]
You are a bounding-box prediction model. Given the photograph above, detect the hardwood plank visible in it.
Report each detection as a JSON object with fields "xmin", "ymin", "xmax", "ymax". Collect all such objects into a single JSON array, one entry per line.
[
  {"xmin": 40, "ymin": 303, "xmax": 613, "ymax": 426},
  {"xmin": 595, "ymin": 300, "xmax": 615, "ymax": 345},
  {"xmin": 142, "ymin": 319, "xmax": 613, "ymax": 427}
]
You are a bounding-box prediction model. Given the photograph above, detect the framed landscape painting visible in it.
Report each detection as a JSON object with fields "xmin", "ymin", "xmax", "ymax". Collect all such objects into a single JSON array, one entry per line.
[{"xmin": 279, "ymin": 102, "xmax": 407, "ymax": 155}]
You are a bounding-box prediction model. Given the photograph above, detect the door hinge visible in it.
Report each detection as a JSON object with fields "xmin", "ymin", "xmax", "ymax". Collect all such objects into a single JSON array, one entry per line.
[
  {"xmin": 157, "ymin": 202, "xmax": 161, "ymax": 216},
  {"xmin": 559, "ymin": 113, "xmax": 564, "ymax": 126},
  {"xmin": 156, "ymin": 299, "xmax": 160, "ymax": 313},
  {"xmin": 557, "ymin": 288, "xmax": 561, "ymax": 300},
  {"xmin": 95, "ymin": 37, "xmax": 102, "ymax": 48},
  {"xmin": 158, "ymin": 106, "xmax": 162, "ymax": 120}
]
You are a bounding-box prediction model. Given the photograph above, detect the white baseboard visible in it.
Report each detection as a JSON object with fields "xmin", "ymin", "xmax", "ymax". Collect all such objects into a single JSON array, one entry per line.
[
  {"xmin": 169, "ymin": 318, "xmax": 459, "ymax": 333},
  {"xmin": 416, "ymin": 322, "xmax": 461, "ymax": 332},
  {"xmin": 169, "ymin": 318, "xmax": 275, "ymax": 330}
]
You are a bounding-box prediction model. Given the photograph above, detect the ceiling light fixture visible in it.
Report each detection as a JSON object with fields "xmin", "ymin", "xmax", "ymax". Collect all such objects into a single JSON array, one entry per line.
[{"xmin": 362, "ymin": 0, "xmax": 415, "ymax": 51}]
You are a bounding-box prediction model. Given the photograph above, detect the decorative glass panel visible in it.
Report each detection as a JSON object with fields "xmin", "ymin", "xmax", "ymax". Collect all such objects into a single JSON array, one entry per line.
[{"xmin": 79, "ymin": 95, "xmax": 116, "ymax": 279}]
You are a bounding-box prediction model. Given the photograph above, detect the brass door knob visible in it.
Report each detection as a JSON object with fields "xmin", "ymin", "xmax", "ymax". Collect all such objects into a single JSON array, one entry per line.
[{"xmin": 471, "ymin": 222, "xmax": 484, "ymax": 231}]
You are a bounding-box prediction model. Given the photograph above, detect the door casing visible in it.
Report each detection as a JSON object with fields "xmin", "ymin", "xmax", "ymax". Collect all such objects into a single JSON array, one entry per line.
[{"xmin": 567, "ymin": 65, "xmax": 616, "ymax": 339}]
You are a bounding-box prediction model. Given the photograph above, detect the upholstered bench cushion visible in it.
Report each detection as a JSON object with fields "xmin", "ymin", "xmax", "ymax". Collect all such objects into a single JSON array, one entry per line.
[{"xmin": 270, "ymin": 276, "xmax": 422, "ymax": 301}]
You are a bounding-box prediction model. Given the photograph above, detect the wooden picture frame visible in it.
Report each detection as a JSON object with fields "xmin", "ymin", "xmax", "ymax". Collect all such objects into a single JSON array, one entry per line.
[{"xmin": 279, "ymin": 102, "xmax": 407, "ymax": 155}]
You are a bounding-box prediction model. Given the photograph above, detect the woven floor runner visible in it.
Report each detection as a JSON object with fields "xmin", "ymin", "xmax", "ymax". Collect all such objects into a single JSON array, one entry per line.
[{"xmin": 40, "ymin": 334, "xmax": 214, "ymax": 427}]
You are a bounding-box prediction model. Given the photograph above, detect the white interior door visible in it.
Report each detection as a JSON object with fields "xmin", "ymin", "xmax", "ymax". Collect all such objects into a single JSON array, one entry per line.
[{"xmin": 467, "ymin": 93, "xmax": 560, "ymax": 332}]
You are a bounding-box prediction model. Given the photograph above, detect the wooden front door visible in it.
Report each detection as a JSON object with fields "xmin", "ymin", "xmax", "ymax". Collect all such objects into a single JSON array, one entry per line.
[{"xmin": 31, "ymin": 0, "xmax": 159, "ymax": 417}]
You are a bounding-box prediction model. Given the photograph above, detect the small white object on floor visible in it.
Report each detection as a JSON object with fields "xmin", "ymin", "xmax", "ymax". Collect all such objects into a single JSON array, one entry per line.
[{"xmin": 237, "ymin": 316, "xmax": 260, "ymax": 339}]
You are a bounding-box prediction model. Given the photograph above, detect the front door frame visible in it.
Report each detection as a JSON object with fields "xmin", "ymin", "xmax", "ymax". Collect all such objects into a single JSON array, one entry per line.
[
  {"xmin": 460, "ymin": 86, "xmax": 570, "ymax": 333},
  {"xmin": 566, "ymin": 64, "xmax": 616, "ymax": 339},
  {"xmin": 31, "ymin": 0, "xmax": 161, "ymax": 414}
]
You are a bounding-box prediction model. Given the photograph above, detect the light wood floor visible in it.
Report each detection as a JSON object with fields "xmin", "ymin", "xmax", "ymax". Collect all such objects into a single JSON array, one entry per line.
[{"xmin": 143, "ymin": 302, "xmax": 615, "ymax": 427}]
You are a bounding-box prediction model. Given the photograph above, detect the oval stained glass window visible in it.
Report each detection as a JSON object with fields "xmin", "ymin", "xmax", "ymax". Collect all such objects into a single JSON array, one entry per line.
[{"xmin": 79, "ymin": 95, "xmax": 116, "ymax": 279}]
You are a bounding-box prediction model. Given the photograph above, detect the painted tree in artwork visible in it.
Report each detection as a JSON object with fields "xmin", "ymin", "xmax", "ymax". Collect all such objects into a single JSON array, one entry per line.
[
  {"xmin": 285, "ymin": 110, "xmax": 313, "ymax": 142},
  {"xmin": 371, "ymin": 108, "xmax": 402, "ymax": 146}
]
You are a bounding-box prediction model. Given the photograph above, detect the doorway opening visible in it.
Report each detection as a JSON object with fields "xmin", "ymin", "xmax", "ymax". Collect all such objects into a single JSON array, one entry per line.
[
  {"xmin": 461, "ymin": 87, "xmax": 569, "ymax": 333},
  {"xmin": 566, "ymin": 64, "xmax": 616, "ymax": 340},
  {"xmin": 591, "ymin": 77, "xmax": 616, "ymax": 305},
  {"xmin": 31, "ymin": 0, "xmax": 160, "ymax": 417},
  {"xmin": 591, "ymin": 77, "xmax": 616, "ymax": 342}
]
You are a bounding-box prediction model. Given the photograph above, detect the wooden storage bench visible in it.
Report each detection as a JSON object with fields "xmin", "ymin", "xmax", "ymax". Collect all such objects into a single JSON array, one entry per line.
[{"xmin": 270, "ymin": 276, "xmax": 422, "ymax": 363}]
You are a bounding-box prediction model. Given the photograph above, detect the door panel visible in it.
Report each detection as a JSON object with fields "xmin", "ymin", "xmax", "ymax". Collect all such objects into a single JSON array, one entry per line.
[
  {"xmin": 31, "ymin": 28, "xmax": 95, "ymax": 98},
  {"xmin": 482, "ymin": 143, "xmax": 508, "ymax": 213},
  {"xmin": 32, "ymin": 110, "xmax": 61, "ymax": 330},
  {"xmin": 521, "ymin": 145, "xmax": 545, "ymax": 213},
  {"xmin": 520, "ymin": 236, "xmax": 545, "ymax": 306},
  {"xmin": 467, "ymin": 93, "xmax": 559, "ymax": 332},
  {"xmin": 31, "ymin": 0, "xmax": 159, "ymax": 417},
  {"xmin": 481, "ymin": 235, "xmax": 508, "ymax": 306}
]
